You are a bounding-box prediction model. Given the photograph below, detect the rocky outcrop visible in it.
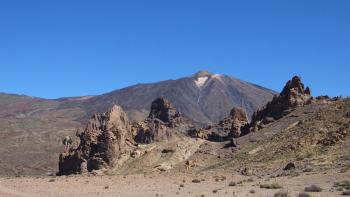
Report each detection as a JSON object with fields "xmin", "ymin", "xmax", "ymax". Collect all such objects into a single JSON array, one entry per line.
[
  {"xmin": 133, "ymin": 98, "xmax": 194, "ymax": 143},
  {"xmin": 58, "ymin": 105, "xmax": 135, "ymax": 175},
  {"xmin": 188, "ymin": 107, "xmax": 248, "ymax": 141},
  {"xmin": 148, "ymin": 98, "xmax": 182, "ymax": 127},
  {"xmin": 228, "ymin": 107, "xmax": 249, "ymax": 138},
  {"xmin": 245, "ymin": 76, "xmax": 312, "ymax": 134}
]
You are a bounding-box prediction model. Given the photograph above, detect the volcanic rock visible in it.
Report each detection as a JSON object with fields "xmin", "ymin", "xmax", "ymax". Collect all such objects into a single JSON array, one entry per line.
[
  {"xmin": 229, "ymin": 107, "xmax": 249, "ymax": 138},
  {"xmin": 133, "ymin": 98, "xmax": 194, "ymax": 143},
  {"xmin": 58, "ymin": 105, "xmax": 135, "ymax": 175},
  {"xmin": 245, "ymin": 76, "xmax": 312, "ymax": 133},
  {"xmin": 188, "ymin": 107, "xmax": 248, "ymax": 141},
  {"xmin": 283, "ymin": 162, "xmax": 296, "ymax": 171}
]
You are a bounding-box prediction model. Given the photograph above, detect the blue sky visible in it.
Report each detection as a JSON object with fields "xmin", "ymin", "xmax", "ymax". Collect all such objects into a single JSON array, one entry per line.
[{"xmin": 0, "ymin": 0, "xmax": 349, "ymax": 99}]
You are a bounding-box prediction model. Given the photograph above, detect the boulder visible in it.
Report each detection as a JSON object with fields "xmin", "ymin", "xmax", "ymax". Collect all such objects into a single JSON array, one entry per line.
[{"xmin": 283, "ymin": 162, "xmax": 296, "ymax": 171}]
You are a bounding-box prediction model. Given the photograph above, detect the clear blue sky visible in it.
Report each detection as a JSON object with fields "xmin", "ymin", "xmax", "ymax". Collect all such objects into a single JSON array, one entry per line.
[{"xmin": 0, "ymin": 0, "xmax": 349, "ymax": 99}]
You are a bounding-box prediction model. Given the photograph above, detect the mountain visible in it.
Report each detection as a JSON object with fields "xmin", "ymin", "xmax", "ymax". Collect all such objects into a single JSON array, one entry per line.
[
  {"xmin": 0, "ymin": 71, "xmax": 275, "ymax": 175},
  {"xmin": 64, "ymin": 70, "xmax": 276, "ymax": 125}
]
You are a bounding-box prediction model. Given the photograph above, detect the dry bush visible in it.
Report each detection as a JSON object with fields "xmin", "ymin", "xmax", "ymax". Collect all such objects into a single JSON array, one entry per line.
[
  {"xmin": 228, "ymin": 181, "xmax": 236, "ymax": 187},
  {"xmin": 304, "ymin": 185, "xmax": 322, "ymax": 192},
  {"xmin": 260, "ymin": 182, "xmax": 283, "ymax": 189},
  {"xmin": 298, "ymin": 192, "xmax": 311, "ymax": 197},
  {"xmin": 192, "ymin": 179, "xmax": 201, "ymax": 183},
  {"xmin": 274, "ymin": 191, "xmax": 288, "ymax": 197}
]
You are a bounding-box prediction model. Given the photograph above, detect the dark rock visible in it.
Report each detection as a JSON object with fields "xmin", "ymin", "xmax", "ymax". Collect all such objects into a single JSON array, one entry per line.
[
  {"xmin": 283, "ymin": 162, "xmax": 296, "ymax": 171},
  {"xmin": 133, "ymin": 97, "xmax": 194, "ymax": 144},
  {"xmin": 148, "ymin": 98, "xmax": 181, "ymax": 126}
]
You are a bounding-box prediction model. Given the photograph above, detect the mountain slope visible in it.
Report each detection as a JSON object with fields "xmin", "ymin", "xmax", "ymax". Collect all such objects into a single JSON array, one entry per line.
[
  {"xmin": 70, "ymin": 70, "xmax": 276, "ymax": 125},
  {"xmin": 0, "ymin": 71, "xmax": 275, "ymax": 175}
]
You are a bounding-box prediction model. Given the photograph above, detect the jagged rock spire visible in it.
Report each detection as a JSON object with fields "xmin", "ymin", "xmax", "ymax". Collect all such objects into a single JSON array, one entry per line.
[
  {"xmin": 148, "ymin": 97, "xmax": 181, "ymax": 124},
  {"xmin": 246, "ymin": 76, "xmax": 312, "ymax": 133},
  {"xmin": 133, "ymin": 97, "xmax": 192, "ymax": 144},
  {"xmin": 58, "ymin": 105, "xmax": 135, "ymax": 175}
]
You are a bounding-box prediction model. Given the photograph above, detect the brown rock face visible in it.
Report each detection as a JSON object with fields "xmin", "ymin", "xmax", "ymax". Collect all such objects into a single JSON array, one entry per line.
[
  {"xmin": 245, "ymin": 76, "xmax": 312, "ymax": 134},
  {"xmin": 148, "ymin": 98, "xmax": 182, "ymax": 126},
  {"xmin": 229, "ymin": 107, "xmax": 249, "ymax": 138},
  {"xmin": 58, "ymin": 105, "xmax": 135, "ymax": 175},
  {"xmin": 189, "ymin": 107, "xmax": 248, "ymax": 141},
  {"xmin": 133, "ymin": 97, "xmax": 193, "ymax": 144}
]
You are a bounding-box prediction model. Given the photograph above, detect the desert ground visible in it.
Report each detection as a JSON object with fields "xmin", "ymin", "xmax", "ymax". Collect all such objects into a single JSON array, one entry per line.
[{"xmin": 0, "ymin": 169, "xmax": 349, "ymax": 197}]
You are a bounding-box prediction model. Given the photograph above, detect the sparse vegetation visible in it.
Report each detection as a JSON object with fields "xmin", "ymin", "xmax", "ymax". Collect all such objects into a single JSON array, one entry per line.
[
  {"xmin": 303, "ymin": 166, "xmax": 313, "ymax": 172},
  {"xmin": 342, "ymin": 191, "xmax": 350, "ymax": 196},
  {"xmin": 228, "ymin": 181, "xmax": 236, "ymax": 187},
  {"xmin": 340, "ymin": 165, "xmax": 350, "ymax": 173},
  {"xmin": 334, "ymin": 181, "xmax": 350, "ymax": 190},
  {"xmin": 274, "ymin": 191, "xmax": 288, "ymax": 197},
  {"xmin": 304, "ymin": 185, "xmax": 322, "ymax": 192},
  {"xmin": 192, "ymin": 179, "xmax": 201, "ymax": 183},
  {"xmin": 260, "ymin": 182, "xmax": 283, "ymax": 189},
  {"xmin": 214, "ymin": 175, "xmax": 226, "ymax": 182},
  {"xmin": 298, "ymin": 192, "xmax": 311, "ymax": 197}
]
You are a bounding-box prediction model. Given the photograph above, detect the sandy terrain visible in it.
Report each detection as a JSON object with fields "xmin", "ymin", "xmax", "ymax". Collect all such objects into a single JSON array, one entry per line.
[{"xmin": 0, "ymin": 170, "xmax": 349, "ymax": 197}]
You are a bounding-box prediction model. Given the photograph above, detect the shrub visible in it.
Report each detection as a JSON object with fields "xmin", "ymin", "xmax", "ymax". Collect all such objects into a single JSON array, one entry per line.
[
  {"xmin": 304, "ymin": 185, "xmax": 322, "ymax": 192},
  {"xmin": 298, "ymin": 192, "xmax": 311, "ymax": 197},
  {"xmin": 334, "ymin": 181, "xmax": 350, "ymax": 190},
  {"xmin": 192, "ymin": 179, "xmax": 201, "ymax": 183},
  {"xmin": 274, "ymin": 191, "xmax": 288, "ymax": 197},
  {"xmin": 228, "ymin": 181, "xmax": 236, "ymax": 187},
  {"xmin": 260, "ymin": 182, "xmax": 283, "ymax": 189},
  {"xmin": 342, "ymin": 191, "xmax": 350, "ymax": 196}
]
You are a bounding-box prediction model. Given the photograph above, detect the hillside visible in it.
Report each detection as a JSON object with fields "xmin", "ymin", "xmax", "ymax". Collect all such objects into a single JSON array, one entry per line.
[{"xmin": 0, "ymin": 71, "xmax": 275, "ymax": 175}]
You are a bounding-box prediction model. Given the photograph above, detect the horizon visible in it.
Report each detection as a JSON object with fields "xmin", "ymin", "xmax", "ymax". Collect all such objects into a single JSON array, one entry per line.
[
  {"xmin": 1, "ymin": 1, "xmax": 349, "ymax": 98},
  {"xmin": 0, "ymin": 70, "xmax": 309, "ymax": 99}
]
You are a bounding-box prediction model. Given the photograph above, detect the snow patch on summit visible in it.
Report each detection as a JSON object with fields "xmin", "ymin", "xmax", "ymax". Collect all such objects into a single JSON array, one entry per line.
[{"xmin": 194, "ymin": 76, "xmax": 209, "ymax": 88}]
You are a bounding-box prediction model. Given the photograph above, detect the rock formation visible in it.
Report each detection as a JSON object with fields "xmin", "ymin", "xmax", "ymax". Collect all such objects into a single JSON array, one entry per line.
[
  {"xmin": 133, "ymin": 98, "xmax": 194, "ymax": 143},
  {"xmin": 228, "ymin": 107, "xmax": 249, "ymax": 138},
  {"xmin": 245, "ymin": 76, "xmax": 312, "ymax": 134},
  {"xmin": 188, "ymin": 107, "xmax": 248, "ymax": 141},
  {"xmin": 58, "ymin": 105, "xmax": 135, "ymax": 175}
]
